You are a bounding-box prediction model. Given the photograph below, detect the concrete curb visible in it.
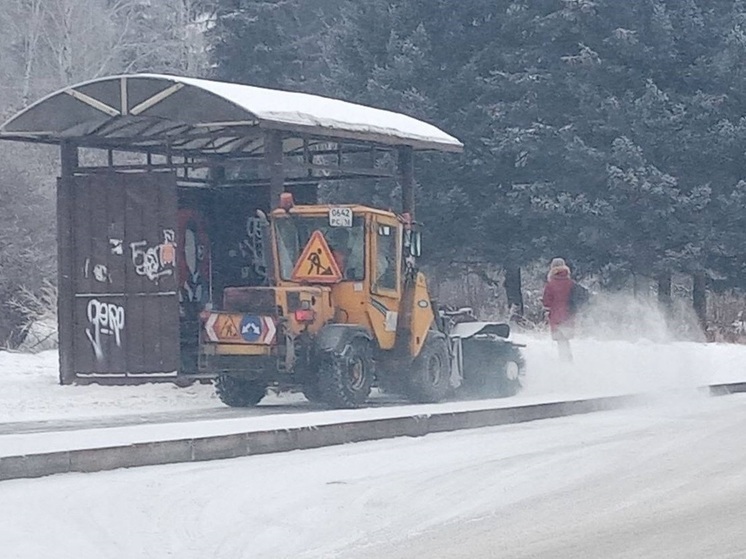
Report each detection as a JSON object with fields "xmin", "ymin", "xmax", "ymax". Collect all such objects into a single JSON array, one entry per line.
[
  {"xmin": 709, "ymin": 382, "xmax": 746, "ymax": 396},
  {"xmin": 0, "ymin": 394, "xmax": 643, "ymax": 482}
]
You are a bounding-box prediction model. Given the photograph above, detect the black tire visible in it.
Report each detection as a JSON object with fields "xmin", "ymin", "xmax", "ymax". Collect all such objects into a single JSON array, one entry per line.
[
  {"xmin": 406, "ymin": 334, "xmax": 451, "ymax": 403},
  {"xmin": 463, "ymin": 342, "xmax": 525, "ymax": 398},
  {"xmin": 318, "ymin": 338, "xmax": 374, "ymax": 409},
  {"xmin": 214, "ymin": 374, "xmax": 266, "ymax": 407}
]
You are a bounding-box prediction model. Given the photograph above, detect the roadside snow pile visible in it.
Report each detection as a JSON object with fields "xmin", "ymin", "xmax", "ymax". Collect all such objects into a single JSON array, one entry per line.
[{"xmin": 0, "ymin": 350, "xmax": 218, "ymax": 423}]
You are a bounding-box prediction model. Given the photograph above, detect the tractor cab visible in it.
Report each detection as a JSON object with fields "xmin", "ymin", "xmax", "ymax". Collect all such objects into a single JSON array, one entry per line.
[
  {"xmin": 270, "ymin": 196, "xmax": 414, "ymax": 343},
  {"xmin": 198, "ymin": 194, "xmax": 434, "ymax": 408}
]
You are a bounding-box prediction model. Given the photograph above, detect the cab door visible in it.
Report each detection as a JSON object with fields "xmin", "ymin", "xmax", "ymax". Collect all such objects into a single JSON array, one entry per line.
[{"xmin": 368, "ymin": 215, "xmax": 401, "ymax": 349}]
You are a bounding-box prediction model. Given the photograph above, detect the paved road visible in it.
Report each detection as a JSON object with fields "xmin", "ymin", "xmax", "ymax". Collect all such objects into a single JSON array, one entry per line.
[{"xmin": 347, "ymin": 396, "xmax": 746, "ymax": 559}]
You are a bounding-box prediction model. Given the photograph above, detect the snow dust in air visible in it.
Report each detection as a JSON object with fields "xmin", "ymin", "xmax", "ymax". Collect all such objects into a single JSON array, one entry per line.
[{"xmin": 515, "ymin": 291, "xmax": 722, "ymax": 405}]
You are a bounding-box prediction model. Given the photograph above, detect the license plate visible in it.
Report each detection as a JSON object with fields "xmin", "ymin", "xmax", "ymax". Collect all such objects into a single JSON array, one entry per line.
[{"xmin": 329, "ymin": 207, "xmax": 352, "ymax": 227}]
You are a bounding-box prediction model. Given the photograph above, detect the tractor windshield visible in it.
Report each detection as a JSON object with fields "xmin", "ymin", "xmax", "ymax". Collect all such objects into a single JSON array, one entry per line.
[{"xmin": 275, "ymin": 216, "xmax": 365, "ymax": 281}]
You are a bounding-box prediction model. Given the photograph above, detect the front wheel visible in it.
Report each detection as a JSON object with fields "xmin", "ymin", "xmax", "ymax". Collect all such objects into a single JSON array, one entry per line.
[
  {"xmin": 318, "ymin": 338, "xmax": 374, "ymax": 409},
  {"xmin": 494, "ymin": 345, "xmax": 525, "ymax": 397},
  {"xmin": 215, "ymin": 374, "xmax": 266, "ymax": 407},
  {"xmin": 461, "ymin": 340, "xmax": 525, "ymax": 398},
  {"xmin": 406, "ymin": 334, "xmax": 452, "ymax": 403}
]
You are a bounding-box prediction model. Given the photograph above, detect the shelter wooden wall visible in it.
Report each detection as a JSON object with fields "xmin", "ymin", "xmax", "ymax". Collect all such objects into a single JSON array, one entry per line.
[{"xmin": 60, "ymin": 172, "xmax": 180, "ymax": 380}]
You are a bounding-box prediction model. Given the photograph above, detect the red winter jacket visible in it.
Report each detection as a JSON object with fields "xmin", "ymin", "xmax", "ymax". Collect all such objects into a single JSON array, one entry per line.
[{"xmin": 542, "ymin": 266, "xmax": 575, "ymax": 331}]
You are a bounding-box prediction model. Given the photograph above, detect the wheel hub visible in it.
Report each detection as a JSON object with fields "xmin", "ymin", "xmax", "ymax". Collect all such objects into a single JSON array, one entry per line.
[
  {"xmin": 506, "ymin": 361, "xmax": 520, "ymax": 381},
  {"xmin": 349, "ymin": 357, "xmax": 365, "ymax": 390}
]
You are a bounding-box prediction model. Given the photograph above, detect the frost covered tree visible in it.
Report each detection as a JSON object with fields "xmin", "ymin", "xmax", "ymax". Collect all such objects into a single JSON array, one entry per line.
[{"xmin": 203, "ymin": 0, "xmax": 746, "ymax": 317}]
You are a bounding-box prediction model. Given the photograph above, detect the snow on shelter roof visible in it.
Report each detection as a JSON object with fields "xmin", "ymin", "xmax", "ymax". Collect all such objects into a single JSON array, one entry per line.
[{"xmin": 0, "ymin": 73, "xmax": 463, "ymax": 154}]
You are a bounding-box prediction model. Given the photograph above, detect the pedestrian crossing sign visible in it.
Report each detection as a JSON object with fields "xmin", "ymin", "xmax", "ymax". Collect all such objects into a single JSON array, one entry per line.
[{"xmin": 291, "ymin": 230, "xmax": 343, "ymax": 283}]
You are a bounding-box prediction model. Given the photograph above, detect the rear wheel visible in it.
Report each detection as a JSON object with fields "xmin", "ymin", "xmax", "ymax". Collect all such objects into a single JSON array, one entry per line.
[
  {"xmin": 406, "ymin": 334, "xmax": 451, "ymax": 403},
  {"xmin": 215, "ymin": 374, "xmax": 266, "ymax": 407},
  {"xmin": 318, "ymin": 338, "xmax": 374, "ymax": 409}
]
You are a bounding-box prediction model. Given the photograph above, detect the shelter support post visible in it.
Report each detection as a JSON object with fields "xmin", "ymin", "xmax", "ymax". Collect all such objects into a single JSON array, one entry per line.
[
  {"xmin": 58, "ymin": 141, "xmax": 78, "ymax": 384},
  {"xmin": 265, "ymin": 131, "xmax": 284, "ymax": 209},
  {"xmin": 394, "ymin": 146, "xmax": 416, "ymax": 361},
  {"xmin": 398, "ymin": 146, "xmax": 415, "ymax": 218}
]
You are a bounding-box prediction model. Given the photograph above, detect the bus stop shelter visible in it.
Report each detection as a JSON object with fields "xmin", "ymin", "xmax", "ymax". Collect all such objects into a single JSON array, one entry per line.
[{"xmin": 0, "ymin": 73, "xmax": 462, "ymax": 384}]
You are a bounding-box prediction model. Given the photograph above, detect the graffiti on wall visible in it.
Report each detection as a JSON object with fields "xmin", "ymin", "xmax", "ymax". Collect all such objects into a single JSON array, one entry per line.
[
  {"xmin": 85, "ymin": 298, "xmax": 125, "ymax": 361},
  {"xmin": 109, "ymin": 238, "xmax": 123, "ymax": 255},
  {"xmin": 239, "ymin": 217, "xmax": 268, "ymax": 284},
  {"xmin": 83, "ymin": 258, "xmax": 112, "ymax": 284},
  {"xmin": 178, "ymin": 209, "xmax": 210, "ymax": 307},
  {"xmin": 130, "ymin": 229, "xmax": 176, "ymax": 282}
]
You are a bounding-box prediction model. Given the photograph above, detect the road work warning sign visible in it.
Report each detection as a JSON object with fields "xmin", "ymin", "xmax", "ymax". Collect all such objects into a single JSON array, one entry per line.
[{"xmin": 291, "ymin": 230, "xmax": 343, "ymax": 283}]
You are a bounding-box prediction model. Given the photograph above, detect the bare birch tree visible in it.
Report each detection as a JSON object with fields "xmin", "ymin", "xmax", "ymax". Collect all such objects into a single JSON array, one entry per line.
[{"xmin": 0, "ymin": 0, "xmax": 211, "ymax": 342}]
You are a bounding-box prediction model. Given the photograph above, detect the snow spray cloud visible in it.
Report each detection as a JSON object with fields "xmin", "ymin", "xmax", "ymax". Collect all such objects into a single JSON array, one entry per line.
[
  {"xmin": 575, "ymin": 291, "xmax": 705, "ymax": 343},
  {"xmin": 515, "ymin": 291, "xmax": 710, "ymax": 399}
]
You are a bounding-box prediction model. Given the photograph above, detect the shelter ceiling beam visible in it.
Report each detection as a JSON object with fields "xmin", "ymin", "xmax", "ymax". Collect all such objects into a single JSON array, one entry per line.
[
  {"xmin": 129, "ymin": 83, "xmax": 184, "ymax": 115},
  {"xmin": 65, "ymin": 89, "xmax": 120, "ymax": 116},
  {"xmin": 192, "ymin": 120, "xmax": 260, "ymax": 128},
  {"xmin": 209, "ymin": 136, "xmax": 247, "ymax": 152},
  {"xmin": 284, "ymin": 162, "xmax": 395, "ymax": 179},
  {"xmin": 93, "ymin": 118, "xmax": 182, "ymax": 139},
  {"xmin": 203, "ymin": 174, "xmax": 385, "ymax": 188},
  {"xmin": 120, "ymin": 77, "xmax": 128, "ymax": 115},
  {"xmin": 0, "ymin": 134, "xmax": 57, "ymax": 145},
  {"xmin": 72, "ymin": 162, "xmax": 215, "ymax": 173}
]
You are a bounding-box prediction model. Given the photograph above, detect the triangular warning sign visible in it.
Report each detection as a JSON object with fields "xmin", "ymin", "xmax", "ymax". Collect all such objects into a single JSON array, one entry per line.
[{"xmin": 291, "ymin": 230, "xmax": 343, "ymax": 283}]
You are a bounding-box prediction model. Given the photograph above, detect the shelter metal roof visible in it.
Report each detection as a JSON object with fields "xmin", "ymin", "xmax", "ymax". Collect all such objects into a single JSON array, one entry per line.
[{"xmin": 0, "ymin": 74, "xmax": 463, "ymax": 156}]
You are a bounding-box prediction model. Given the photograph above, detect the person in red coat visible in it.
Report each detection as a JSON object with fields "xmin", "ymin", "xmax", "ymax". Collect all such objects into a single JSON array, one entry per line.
[{"xmin": 542, "ymin": 257, "xmax": 575, "ymax": 361}]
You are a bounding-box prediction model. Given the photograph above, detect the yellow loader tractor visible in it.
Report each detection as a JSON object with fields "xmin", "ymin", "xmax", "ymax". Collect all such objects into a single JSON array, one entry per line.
[{"xmin": 199, "ymin": 194, "xmax": 525, "ymax": 408}]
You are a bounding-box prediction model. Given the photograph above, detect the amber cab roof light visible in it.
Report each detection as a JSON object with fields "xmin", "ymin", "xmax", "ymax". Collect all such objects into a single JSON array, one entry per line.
[{"xmin": 279, "ymin": 192, "xmax": 295, "ymax": 211}]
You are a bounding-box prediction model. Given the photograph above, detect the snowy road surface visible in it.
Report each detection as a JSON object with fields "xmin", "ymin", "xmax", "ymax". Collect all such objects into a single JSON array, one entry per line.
[{"xmin": 2, "ymin": 393, "xmax": 745, "ymax": 559}]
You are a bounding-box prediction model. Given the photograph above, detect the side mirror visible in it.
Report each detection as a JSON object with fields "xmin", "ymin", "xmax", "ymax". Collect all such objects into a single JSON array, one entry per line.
[{"xmin": 406, "ymin": 230, "xmax": 422, "ymax": 257}]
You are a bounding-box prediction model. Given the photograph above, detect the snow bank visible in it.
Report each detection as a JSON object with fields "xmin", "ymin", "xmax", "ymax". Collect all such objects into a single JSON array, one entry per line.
[
  {"xmin": 1, "ymin": 335, "xmax": 745, "ymax": 424},
  {"xmin": 0, "ymin": 351, "xmax": 218, "ymax": 423}
]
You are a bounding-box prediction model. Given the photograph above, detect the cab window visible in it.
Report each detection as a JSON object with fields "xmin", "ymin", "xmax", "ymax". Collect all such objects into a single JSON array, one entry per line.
[
  {"xmin": 374, "ymin": 223, "xmax": 398, "ymax": 292},
  {"xmin": 275, "ymin": 216, "xmax": 365, "ymax": 281}
]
